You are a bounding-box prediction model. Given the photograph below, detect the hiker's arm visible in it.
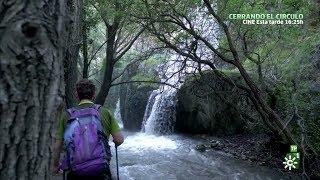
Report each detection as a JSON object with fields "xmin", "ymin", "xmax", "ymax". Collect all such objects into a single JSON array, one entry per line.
[
  {"xmin": 112, "ymin": 131, "xmax": 124, "ymax": 146},
  {"xmin": 105, "ymin": 108, "xmax": 124, "ymax": 146}
]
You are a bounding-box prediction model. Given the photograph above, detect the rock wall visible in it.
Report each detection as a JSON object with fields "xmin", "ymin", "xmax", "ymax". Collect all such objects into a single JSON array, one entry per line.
[
  {"xmin": 119, "ymin": 64, "xmax": 158, "ymax": 131},
  {"xmin": 175, "ymin": 71, "xmax": 261, "ymax": 135},
  {"xmin": 120, "ymin": 84, "xmax": 155, "ymax": 131},
  {"xmin": 105, "ymin": 85, "xmax": 120, "ymax": 112}
]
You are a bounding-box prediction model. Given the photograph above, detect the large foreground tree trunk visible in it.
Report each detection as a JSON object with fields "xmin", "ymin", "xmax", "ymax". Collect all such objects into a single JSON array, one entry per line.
[{"xmin": 0, "ymin": 1, "xmax": 69, "ymax": 179}]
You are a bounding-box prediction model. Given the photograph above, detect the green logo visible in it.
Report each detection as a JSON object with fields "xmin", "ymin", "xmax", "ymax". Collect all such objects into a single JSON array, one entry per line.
[
  {"xmin": 290, "ymin": 145, "xmax": 298, "ymax": 152},
  {"xmin": 283, "ymin": 145, "xmax": 300, "ymax": 170}
]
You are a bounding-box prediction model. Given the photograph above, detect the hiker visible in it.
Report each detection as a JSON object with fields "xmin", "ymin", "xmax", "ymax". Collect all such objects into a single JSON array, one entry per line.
[{"xmin": 52, "ymin": 79, "xmax": 124, "ymax": 180}]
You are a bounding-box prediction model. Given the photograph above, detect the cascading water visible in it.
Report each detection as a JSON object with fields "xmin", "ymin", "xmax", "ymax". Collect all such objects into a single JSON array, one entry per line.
[
  {"xmin": 142, "ymin": 60, "xmax": 183, "ymax": 134},
  {"xmin": 141, "ymin": 90, "xmax": 159, "ymax": 131},
  {"xmin": 143, "ymin": 89, "xmax": 177, "ymax": 134},
  {"xmin": 114, "ymin": 99, "xmax": 124, "ymax": 129},
  {"xmin": 141, "ymin": 6, "xmax": 219, "ymax": 135}
]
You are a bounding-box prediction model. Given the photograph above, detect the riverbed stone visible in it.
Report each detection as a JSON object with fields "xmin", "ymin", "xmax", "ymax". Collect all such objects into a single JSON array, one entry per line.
[{"xmin": 195, "ymin": 144, "xmax": 206, "ymax": 152}]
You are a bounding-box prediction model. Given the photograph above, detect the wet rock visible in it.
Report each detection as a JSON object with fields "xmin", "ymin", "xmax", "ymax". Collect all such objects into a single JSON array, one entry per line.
[
  {"xmin": 210, "ymin": 143, "xmax": 219, "ymax": 148},
  {"xmin": 209, "ymin": 140, "xmax": 220, "ymax": 144},
  {"xmin": 241, "ymin": 154, "xmax": 247, "ymax": 160},
  {"xmin": 119, "ymin": 64, "xmax": 159, "ymax": 131},
  {"xmin": 209, "ymin": 140, "xmax": 221, "ymax": 149},
  {"xmin": 175, "ymin": 71, "xmax": 262, "ymax": 135},
  {"xmin": 121, "ymin": 85, "xmax": 155, "ymax": 131},
  {"xmin": 195, "ymin": 144, "xmax": 206, "ymax": 152},
  {"xmin": 246, "ymin": 140, "xmax": 255, "ymax": 146}
]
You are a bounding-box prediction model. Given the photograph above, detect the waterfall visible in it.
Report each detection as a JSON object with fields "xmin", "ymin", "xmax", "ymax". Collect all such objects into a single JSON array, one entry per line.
[
  {"xmin": 142, "ymin": 7, "xmax": 218, "ymax": 134},
  {"xmin": 141, "ymin": 61, "xmax": 212, "ymax": 134},
  {"xmin": 143, "ymin": 89, "xmax": 177, "ymax": 134},
  {"xmin": 141, "ymin": 90, "xmax": 159, "ymax": 131},
  {"xmin": 114, "ymin": 99, "xmax": 123, "ymax": 129},
  {"xmin": 142, "ymin": 61, "xmax": 182, "ymax": 134}
]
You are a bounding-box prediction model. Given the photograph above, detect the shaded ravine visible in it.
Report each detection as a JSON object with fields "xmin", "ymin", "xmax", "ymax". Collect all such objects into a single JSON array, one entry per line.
[{"xmin": 109, "ymin": 132, "xmax": 298, "ymax": 180}]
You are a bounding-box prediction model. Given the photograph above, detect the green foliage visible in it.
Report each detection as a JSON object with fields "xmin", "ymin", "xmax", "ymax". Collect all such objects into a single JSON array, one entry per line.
[
  {"xmin": 84, "ymin": 0, "xmax": 146, "ymax": 81},
  {"xmin": 129, "ymin": 55, "xmax": 164, "ymax": 89},
  {"xmin": 89, "ymin": 0, "xmax": 134, "ymax": 23},
  {"xmin": 144, "ymin": 55, "xmax": 167, "ymax": 66},
  {"xmin": 131, "ymin": 73, "xmax": 160, "ymax": 88},
  {"xmin": 85, "ymin": 4, "xmax": 100, "ymax": 28},
  {"xmin": 216, "ymin": 0, "xmax": 320, "ymax": 153}
]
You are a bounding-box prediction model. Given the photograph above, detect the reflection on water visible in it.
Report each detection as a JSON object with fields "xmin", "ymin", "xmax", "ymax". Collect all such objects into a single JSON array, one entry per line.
[{"xmin": 108, "ymin": 132, "xmax": 298, "ymax": 180}]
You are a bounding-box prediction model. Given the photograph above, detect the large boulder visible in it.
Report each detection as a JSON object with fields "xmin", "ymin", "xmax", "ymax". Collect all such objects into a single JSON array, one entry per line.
[{"xmin": 175, "ymin": 71, "xmax": 260, "ymax": 135}]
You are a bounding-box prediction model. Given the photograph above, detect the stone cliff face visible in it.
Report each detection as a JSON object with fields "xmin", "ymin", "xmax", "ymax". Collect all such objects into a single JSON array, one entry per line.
[
  {"xmin": 120, "ymin": 84, "xmax": 155, "ymax": 131},
  {"xmin": 175, "ymin": 71, "xmax": 261, "ymax": 135},
  {"xmin": 119, "ymin": 64, "xmax": 158, "ymax": 131}
]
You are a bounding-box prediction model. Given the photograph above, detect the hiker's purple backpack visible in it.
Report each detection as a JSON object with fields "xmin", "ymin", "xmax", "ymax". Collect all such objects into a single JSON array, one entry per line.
[{"xmin": 61, "ymin": 104, "xmax": 111, "ymax": 175}]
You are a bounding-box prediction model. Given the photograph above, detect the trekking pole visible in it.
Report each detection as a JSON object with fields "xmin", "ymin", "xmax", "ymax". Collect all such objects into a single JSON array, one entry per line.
[{"xmin": 115, "ymin": 144, "xmax": 119, "ymax": 180}]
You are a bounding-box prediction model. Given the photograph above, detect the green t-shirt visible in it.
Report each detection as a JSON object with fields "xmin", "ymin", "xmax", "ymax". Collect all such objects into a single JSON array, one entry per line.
[{"xmin": 56, "ymin": 100, "xmax": 120, "ymax": 139}]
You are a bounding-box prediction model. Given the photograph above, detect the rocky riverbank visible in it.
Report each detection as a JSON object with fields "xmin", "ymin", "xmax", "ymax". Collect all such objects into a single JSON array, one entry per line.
[{"xmin": 194, "ymin": 133, "xmax": 301, "ymax": 177}]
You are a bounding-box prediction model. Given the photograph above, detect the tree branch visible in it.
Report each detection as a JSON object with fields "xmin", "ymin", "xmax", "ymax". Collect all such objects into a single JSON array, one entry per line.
[
  {"xmin": 88, "ymin": 39, "xmax": 108, "ymax": 65},
  {"xmin": 203, "ymin": 0, "xmax": 240, "ymax": 62},
  {"xmin": 111, "ymin": 48, "xmax": 158, "ymax": 82},
  {"xmin": 111, "ymin": 80, "xmax": 178, "ymax": 89},
  {"xmin": 114, "ymin": 27, "xmax": 145, "ymax": 62}
]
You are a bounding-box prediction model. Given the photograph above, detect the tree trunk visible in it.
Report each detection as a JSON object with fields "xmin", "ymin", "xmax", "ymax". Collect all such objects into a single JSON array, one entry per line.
[
  {"xmin": 0, "ymin": 1, "xmax": 69, "ymax": 179},
  {"xmin": 82, "ymin": 17, "xmax": 89, "ymax": 79},
  {"xmin": 95, "ymin": 24, "xmax": 118, "ymax": 105},
  {"xmin": 82, "ymin": 0, "xmax": 89, "ymax": 79},
  {"xmin": 65, "ymin": 0, "xmax": 83, "ymax": 108},
  {"xmin": 234, "ymin": 60, "xmax": 297, "ymax": 145}
]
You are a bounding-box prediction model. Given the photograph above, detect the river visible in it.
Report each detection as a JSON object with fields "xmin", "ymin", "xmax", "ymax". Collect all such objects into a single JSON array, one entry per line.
[{"xmin": 109, "ymin": 132, "xmax": 298, "ymax": 180}]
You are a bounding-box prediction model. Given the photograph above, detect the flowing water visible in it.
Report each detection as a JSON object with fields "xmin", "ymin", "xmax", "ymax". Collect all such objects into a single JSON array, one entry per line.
[
  {"xmin": 115, "ymin": 99, "xmax": 124, "ymax": 129},
  {"xmin": 142, "ymin": 89, "xmax": 177, "ymax": 134},
  {"xmin": 109, "ymin": 132, "xmax": 297, "ymax": 180},
  {"xmin": 142, "ymin": 60, "xmax": 182, "ymax": 134}
]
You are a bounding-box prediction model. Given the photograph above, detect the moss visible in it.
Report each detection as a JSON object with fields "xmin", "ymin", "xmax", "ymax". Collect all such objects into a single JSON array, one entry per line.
[{"xmin": 184, "ymin": 69, "xmax": 246, "ymax": 87}]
